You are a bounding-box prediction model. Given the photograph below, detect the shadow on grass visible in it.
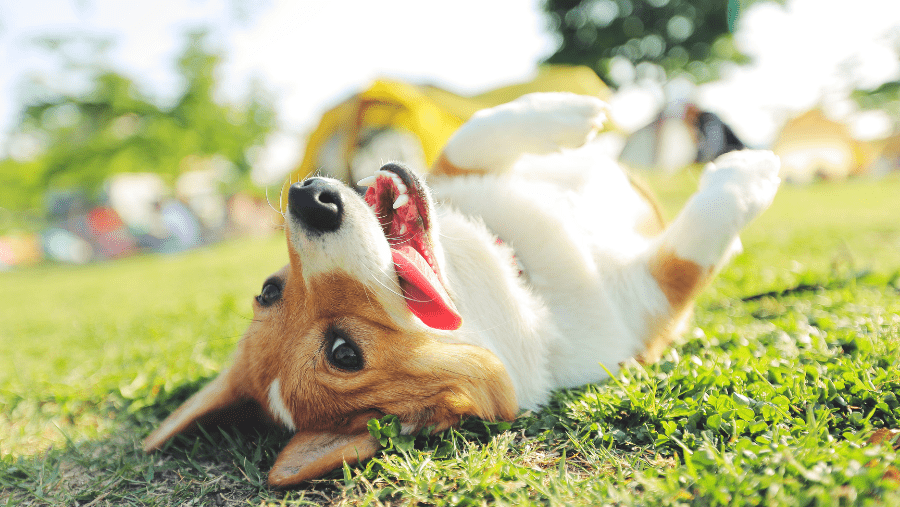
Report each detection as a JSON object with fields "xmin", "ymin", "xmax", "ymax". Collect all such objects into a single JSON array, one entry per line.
[
  {"xmin": 2, "ymin": 373, "xmax": 530, "ymax": 507},
  {"xmin": 0, "ymin": 379, "xmax": 345, "ymax": 506},
  {"xmin": 2, "ymin": 371, "xmax": 573, "ymax": 506}
]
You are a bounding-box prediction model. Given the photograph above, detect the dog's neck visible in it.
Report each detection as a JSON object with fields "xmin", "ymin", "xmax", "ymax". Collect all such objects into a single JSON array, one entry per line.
[{"xmin": 433, "ymin": 207, "xmax": 556, "ymax": 409}]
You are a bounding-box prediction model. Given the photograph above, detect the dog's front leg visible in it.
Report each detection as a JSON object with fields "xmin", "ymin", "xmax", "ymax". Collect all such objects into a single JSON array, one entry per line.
[{"xmin": 642, "ymin": 150, "xmax": 780, "ymax": 360}]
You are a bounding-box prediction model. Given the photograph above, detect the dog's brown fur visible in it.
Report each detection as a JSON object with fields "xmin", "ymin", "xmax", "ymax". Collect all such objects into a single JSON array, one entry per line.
[{"xmin": 143, "ymin": 233, "xmax": 516, "ymax": 486}]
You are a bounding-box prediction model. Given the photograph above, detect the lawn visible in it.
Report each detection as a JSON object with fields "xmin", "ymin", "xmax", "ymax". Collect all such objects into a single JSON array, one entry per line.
[{"xmin": 2, "ymin": 171, "xmax": 900, "ymax": 506}]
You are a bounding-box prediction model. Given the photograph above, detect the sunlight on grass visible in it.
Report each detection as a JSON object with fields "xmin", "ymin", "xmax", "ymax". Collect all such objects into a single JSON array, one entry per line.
[
  {"xmin": 0, "ymin": 235, "xmax": 286, "ymax": 457},
  {"xmin": 2, "ymin": 174, "xmax": 900, "ymax": 505}
]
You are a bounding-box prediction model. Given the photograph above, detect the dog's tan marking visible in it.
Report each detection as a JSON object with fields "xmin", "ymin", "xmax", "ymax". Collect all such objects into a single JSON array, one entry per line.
[
  {"xmin": 431, "ymin": 153, "xmax": 487, "ymax": 177},
  {"xmin": 639, "ymin": 249, "xmax": 713, "ymax": 363},
  {"xmin": 649, "ymin": 248, "xmax": 711, "ymax": 310},
  {"xmin": 304, "ymin": 272, "xmax": 396, "ymax": 328}
]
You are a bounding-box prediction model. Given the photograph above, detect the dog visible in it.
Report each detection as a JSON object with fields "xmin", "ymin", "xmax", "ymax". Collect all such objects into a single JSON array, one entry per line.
[{"xmin": 143, "ymin": 93, "xmax": 780, "ymax": 487}]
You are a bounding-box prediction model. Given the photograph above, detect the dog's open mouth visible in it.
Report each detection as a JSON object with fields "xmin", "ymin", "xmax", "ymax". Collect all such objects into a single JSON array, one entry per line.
[{"xmin": 359, "ymin": 164, "xmax": 462, "ymax": 330}]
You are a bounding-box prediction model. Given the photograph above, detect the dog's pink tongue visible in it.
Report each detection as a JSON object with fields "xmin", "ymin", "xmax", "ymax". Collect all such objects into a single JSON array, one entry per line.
[{"xmin": 391, "ymin": 245, "xmax": 462, "ymax": 331}]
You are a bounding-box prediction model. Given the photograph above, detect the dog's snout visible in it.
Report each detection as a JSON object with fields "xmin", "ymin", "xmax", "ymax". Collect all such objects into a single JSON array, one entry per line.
[{"xmin": 288, "ymin": 178, "xmax": 344, "ymax": 232}]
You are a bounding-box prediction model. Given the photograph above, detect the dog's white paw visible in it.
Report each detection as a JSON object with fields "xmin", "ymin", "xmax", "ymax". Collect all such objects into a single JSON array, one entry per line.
[
  {"xmin": 444, "ymin": 92, "xmax": 608, "ymax": 172},
  {"xmin": 697, "ymin": 149, "xmax": 781, "ymax": 232},
  {"xmin": 663, "ymin": 149, "xmax": 780, "ymax": 268},
  {"xmin": 486, "ymin": 92, "xmax": 608, "ymax": 152}
]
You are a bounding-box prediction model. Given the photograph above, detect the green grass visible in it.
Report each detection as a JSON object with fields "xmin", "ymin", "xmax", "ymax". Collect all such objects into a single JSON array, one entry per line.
[{"xmin": 2, "ymin": 173, "xmax": 900, "ymax": 505}]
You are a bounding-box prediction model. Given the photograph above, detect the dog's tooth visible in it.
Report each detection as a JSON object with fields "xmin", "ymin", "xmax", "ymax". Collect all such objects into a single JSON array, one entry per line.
[
  {"xmin": 399, "ymin": 224, "xmax": 407, "ymax": 234},
  {"xmin": 392, "ymin": 193, "xmax": 409, "ymax": 209},
  {"xmin": 376, "ymin": 170, "xmax": 394, "ymax": 178},
  {"xmin": 357, "ymin": 175, "xmax": 377, "ymax": 187},
  {"xmin": 396, "ymin": 183, "xmax": 407, "ymax": 194}
]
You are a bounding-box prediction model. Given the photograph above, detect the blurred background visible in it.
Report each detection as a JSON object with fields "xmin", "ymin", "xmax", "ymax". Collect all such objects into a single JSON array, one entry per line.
[{"xmin": 0, "ymin": 0, "xmax": 898, "ymax": 269}]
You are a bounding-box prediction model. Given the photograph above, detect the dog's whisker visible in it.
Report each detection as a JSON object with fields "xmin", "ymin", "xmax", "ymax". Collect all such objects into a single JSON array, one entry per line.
[
  {"xmin": 432, "ymin": 365, "xmax": 489, "ymax": 383},
  {"xmin": 360, "ymin": 280, "xmax": 376, "ymax": 310},
  {"xmin": 265, "ymin": 186, "xmax": 287, "ymax": 218}
]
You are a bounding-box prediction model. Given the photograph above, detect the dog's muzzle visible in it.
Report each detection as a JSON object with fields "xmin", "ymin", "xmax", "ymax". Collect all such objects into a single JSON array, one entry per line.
[{"xmin": 289, "ymin": 178, "xmax": 344, "ymax": 233}]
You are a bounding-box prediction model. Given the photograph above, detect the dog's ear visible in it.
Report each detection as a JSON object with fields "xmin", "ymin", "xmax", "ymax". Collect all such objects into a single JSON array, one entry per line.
[
  {"xmin": 268, "ymin": 430, "xmax": 381, "ymax": 487},
  {"xmin": 142, "ymin": 364, "xmax": 246, "ymax": 452}
]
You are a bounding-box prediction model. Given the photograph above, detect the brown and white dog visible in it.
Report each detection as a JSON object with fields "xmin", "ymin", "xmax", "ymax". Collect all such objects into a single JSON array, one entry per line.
[{"xmin": 143, "ymin": 93, "xmax": 780, "ymax": 487}]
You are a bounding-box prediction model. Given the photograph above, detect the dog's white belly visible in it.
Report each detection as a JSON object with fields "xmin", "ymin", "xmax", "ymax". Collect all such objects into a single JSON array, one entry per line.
[
  {"xmin": 535, "ymin": 256, "xmax": 668, "ymax": 388},
  {"xmin": 431, "ymin": 151, "xmax": 669, "ymax": 406}
]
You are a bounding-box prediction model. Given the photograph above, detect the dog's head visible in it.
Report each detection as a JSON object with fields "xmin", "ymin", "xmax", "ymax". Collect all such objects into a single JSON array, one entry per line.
[{"xmin": 143, "ymin": 163, "xmax": 517, "ymax": 487}]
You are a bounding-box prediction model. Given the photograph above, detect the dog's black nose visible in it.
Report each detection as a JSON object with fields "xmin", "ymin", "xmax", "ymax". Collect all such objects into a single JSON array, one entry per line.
[{"xmin": 288, "ymin": 178, "xmax": 343, "ymax": 232}]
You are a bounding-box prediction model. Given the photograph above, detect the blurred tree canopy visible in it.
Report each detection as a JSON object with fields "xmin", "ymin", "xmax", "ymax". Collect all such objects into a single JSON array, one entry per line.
[
  {"xmin": 541, "ymin": 0, "xmax": 773, "ymax": 85},
  {"xmin": 0, "ymin": 31, "xmax": 275, "ymax": 212},
  {"xmin": 852, "ymin": 81, "xmax": 900, "ymax": 134},
  {"xmin": 849, "ymin": 27, "xmax": 900, "ymax": 133}
]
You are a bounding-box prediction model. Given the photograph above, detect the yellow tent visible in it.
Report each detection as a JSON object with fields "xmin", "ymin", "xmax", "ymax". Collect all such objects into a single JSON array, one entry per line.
[
  {"xmin": 772, "ymin": 109, "xmax": 871, "ymax": 183},
  {"xmin": 290, "ymin": 65, "xmax": 610, "ymax": 185}
]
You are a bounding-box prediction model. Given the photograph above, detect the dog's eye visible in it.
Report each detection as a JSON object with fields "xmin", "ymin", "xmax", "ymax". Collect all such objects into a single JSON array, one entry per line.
[
  {"xmin": 256, "ymin": 281, "xmax": 282, "ymax": 306},
  {"xmin": 326, "ymin": 330, "xmax": 363, "ymax": 371}
]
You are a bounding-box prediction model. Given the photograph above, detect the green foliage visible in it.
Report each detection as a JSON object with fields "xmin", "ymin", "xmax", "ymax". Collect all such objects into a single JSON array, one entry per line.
[
  {"xmin": 2, "ymin": 174, "xmax": 900, "ymax": 505},
  {"xmin": 541, "ymin": 0, "xmax": 776, "ymax": 84},
  {"xmin": 852, "ymin": 80, "xmax": 900, "ymax": 131},
  {"xmin": 0, "ymin": 159, "xmax": 45, "ymax": 214},
  {"xmin": 367, "ymin": 415, "xmax": 417, "ymax": 452},
  {"xmin": 7, "ymin": 31, "xmax": 275, "ymax": 207}
]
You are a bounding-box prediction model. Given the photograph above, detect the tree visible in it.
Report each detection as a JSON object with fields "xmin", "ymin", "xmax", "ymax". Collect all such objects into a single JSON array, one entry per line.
[
  {"xmin": 849, "ymin": 28, "xmax": 900, "ymax": 134},
  {"xmin": 9, "ymin": 30, "xmax": 275, "ymax": 202},
  {"xmin": 541, "ymin": 0, "xmax": 761, "ymax": 85},
  {"xmin": 852, "ymin": 81, "xmax": 900, "ymax": 131}
]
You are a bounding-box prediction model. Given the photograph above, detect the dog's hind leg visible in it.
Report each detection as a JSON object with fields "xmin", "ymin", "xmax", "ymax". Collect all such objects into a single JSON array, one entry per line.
[
  {"xmin": 431, "ymin": 92, "xmax": 608, "ymax": 177},
  {"xmin": 642, "ymin": 150, "xmax": 780, "ymax": 361}
]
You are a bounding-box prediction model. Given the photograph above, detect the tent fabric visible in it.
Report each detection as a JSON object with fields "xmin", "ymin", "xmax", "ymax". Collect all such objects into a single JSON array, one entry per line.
[
  {"xmin": 291, "ymin": 65, "xmax": 610, "ymax": 184},
  {"xmin": 772, "ymin": 109, "xmax": 864, "ymax": 183}
]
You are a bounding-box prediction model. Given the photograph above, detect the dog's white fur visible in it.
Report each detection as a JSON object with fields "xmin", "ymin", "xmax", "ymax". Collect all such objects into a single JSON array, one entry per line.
[{"xmin": 424, "ymin": 93, "xmax": 779, "ymax": 408}]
